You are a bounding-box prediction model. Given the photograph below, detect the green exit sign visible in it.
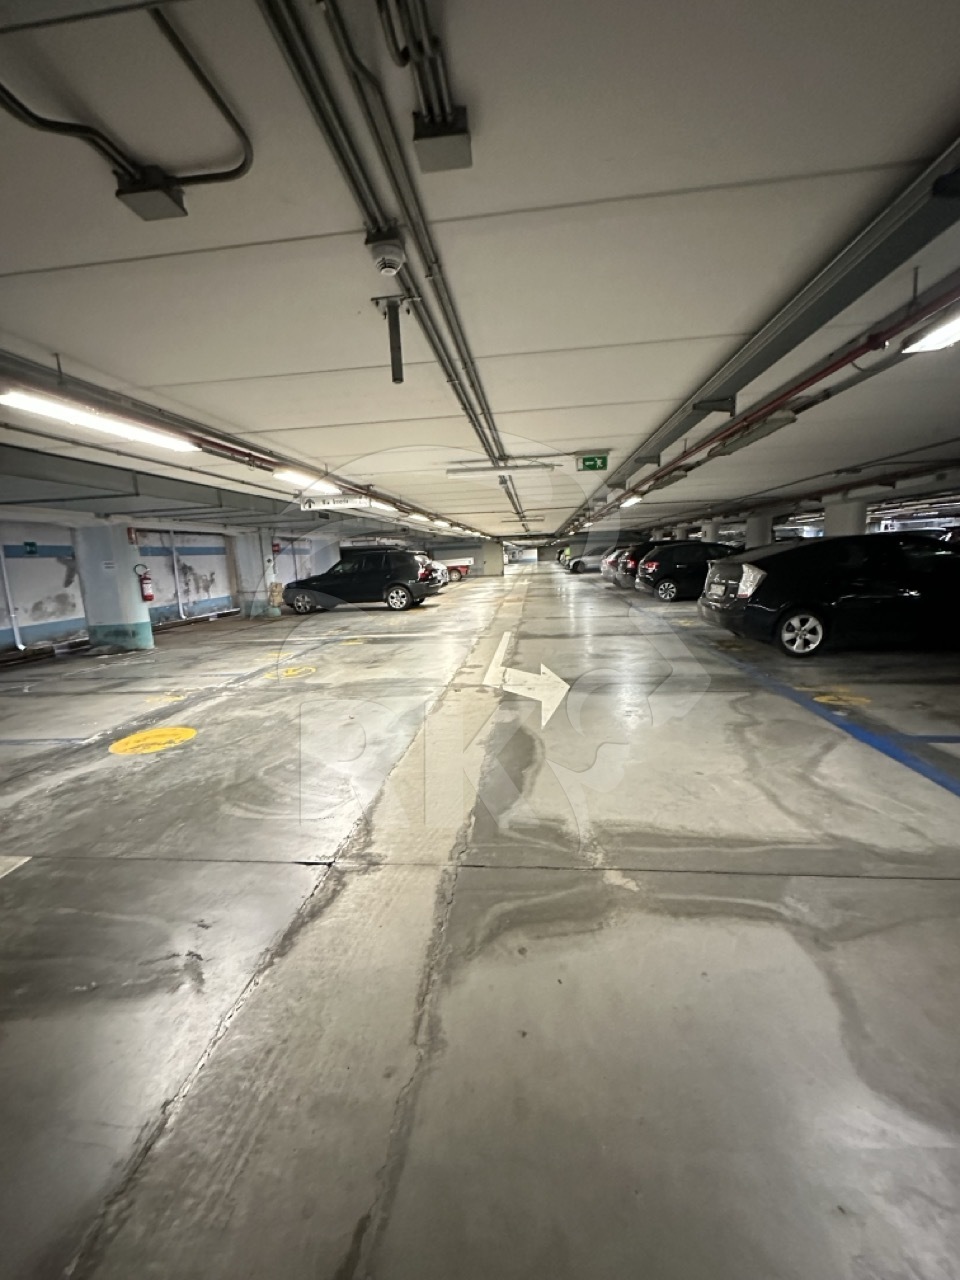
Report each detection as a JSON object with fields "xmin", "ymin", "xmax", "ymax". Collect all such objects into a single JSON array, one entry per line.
[{"xmin": 576, "ymin": 453, "xmax": 608, "ymax": 472}]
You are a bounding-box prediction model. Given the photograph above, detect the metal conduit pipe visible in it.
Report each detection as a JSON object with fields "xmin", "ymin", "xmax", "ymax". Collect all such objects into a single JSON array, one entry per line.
[
  {"xmin": 148, "ymin": 9, "xmax": 253, "ymax": 187},
  {"xmin": 318, "ymin": 0, "xmax": 510, "ymax": 464},
  {"xmin": 565, "ymin": 126, "xmax": 960, "ymax": 529},
  {"xmin": 260, "ymin": 0, "xmax": 526, "ymax": 526},
  {"xmin": 0, "ymin": 542, "xmax": 24, "ymax": 651},
  {"xmin": 691, "ymin": 458, "xmax": 960, "ymax": 527},
  {"xmin": 257, "ymin": 0, "xmax": 385, "ymax": 227},
  {"xmin": 0, "ymin": 80, "xmax": 138, "ymax": 177},
  {"xmin": 585, "ymin": 275, "xmax": 960, "ymax": 527},
  {"xmin": 159, "ymin": 529, "xmax": 240, "ymax": 626}
]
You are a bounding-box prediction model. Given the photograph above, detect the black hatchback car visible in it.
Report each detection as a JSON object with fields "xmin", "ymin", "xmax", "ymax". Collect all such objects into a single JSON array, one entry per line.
[
  {"xmin": 284, "ymin": 549, "xmax": 442, "ymax": 613},
  {"xmin": 699, "ymin": 533, "xmax": 960, "ymax": 657},
  {"xmin": 635, "ymin": 540, "xmax": 735, "ymax": 601}
]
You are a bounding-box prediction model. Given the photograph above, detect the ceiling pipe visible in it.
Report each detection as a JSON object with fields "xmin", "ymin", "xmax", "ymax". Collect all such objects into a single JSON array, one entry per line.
[
  {"xmin": 581, "ymin": 275, "xmax": 960, "ymax": 528},
  {"xmin": 566, "ymin": 125, "xmax": 960, "ymax": 529},
  {"xmin": 315, "ymin": 0, "xmax": 526, "ymax": 526},
  {"xmin": 689, "ymin": 459, "xmax": 960, "ymax": 526},
  {"xmin": 0, "ymin": 348, "xmax": 464, "ymax": 520},
  {"xmin": 258, "ymin": 0, "xmax": 526, "ymax": 529}
]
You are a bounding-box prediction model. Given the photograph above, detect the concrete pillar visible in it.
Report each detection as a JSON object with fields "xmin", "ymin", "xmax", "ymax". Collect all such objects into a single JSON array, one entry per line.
[
  {"xmin": 480, "ymin": 542, "xmax": 504, "ymax": 576},
  {"xmin": 233, "ymin": 531, "xmax": 278, "ymax": 617},
  {"xmin": 823, "ymin": 497, "xmax": 867, "ymax": 537},
  {"xmin": 674, "ymin": 524, "xmax": 690, "ymax": 540},
  {"xmin": 701, "ymin": 520, "xmax": 720, "ymax": 542},
  {"xmin": 744, "ymin": 513, "xmax": 773, "ymax": 548},
  {"xmin": 74, "ymin": 523, "xmax": 154, "ymax": 650}
]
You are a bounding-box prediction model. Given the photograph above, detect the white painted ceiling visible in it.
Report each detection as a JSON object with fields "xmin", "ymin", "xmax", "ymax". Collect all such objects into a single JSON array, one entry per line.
[{"xmin": 1, "ymin": 0, "xmax": 960, "ymax": 534}]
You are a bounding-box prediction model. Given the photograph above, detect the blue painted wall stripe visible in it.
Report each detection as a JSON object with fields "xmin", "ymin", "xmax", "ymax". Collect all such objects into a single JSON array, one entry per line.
[
  {"xmin": 138, "ymin": 545, "xmax": 227, "ymax": 557},
  {"xmin": 0, "ymin": 616, "xmax": 87, "ymax": 649},
  {"xmin": 3, "ymin": 544, "xmax": 75, "ymax": 558}
]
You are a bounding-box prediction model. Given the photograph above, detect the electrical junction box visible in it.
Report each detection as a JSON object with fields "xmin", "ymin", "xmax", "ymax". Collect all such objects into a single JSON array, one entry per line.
[
  {"xmin": 413, "ymin": 106, "xmax": 472, "ymax": 172},
  {"xmin": 115, "ymin": 168, "xmax": 187, "ymax": 220}
]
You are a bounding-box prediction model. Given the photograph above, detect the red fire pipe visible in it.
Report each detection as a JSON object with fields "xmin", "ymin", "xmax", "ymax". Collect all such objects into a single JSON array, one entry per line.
[{"xmin": 590, "ymin": 278, "xmax": 960, "ymax": 523}]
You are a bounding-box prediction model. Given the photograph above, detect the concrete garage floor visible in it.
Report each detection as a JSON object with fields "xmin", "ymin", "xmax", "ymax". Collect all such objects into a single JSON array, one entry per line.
[{"xmin": 1, "ymin": 565, "xmax": 959, "ymax": 1280}]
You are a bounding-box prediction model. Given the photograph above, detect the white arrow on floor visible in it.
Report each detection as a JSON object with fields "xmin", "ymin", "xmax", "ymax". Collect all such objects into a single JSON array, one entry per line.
[{"xmin": 482, "ymin": 631, "xmax": 569, "ymax": 727}]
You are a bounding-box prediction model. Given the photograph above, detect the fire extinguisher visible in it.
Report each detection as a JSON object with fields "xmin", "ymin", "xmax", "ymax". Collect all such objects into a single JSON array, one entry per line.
[{"xmin": 134, "ymin": 563, "xmax": 154, "ymax": 602}]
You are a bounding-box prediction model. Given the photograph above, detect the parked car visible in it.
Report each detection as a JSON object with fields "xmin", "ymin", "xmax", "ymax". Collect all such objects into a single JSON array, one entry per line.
[
  {"xmin": 635, "ymin": 540, "xmax": 736, "ymax": 601},
  {"xmin": 443, "ymin": 562, "xmax": 471, "ymax": 581},
  {"xmin": 428, "ymin": 558, "xmax": 449, "ymax": 585},
  {"xmin": 284, "ymin": 549, "xmax": 442, "ymax": 613},
  {"xmin": 566, "ymin": 546, "xmax": 610, "ymax": 574},
  {"xmin": 614, "ymin": 541, "xmax": 666, "ymax": 589},
  {"xmin": 699, "ymin": 532, "xmax": 960, "ymax": 657},
  {"xmin": 600, "ymin": 546, "xmax": 626, "ymax": 582}
]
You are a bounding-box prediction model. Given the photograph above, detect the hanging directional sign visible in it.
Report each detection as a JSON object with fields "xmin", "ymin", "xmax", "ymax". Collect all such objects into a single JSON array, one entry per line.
[
  {"xmin": 576, "ymin": 453, "xmax": 608, "ymax": 472},
  {"xmin": 301, "ymin": 496, "xmax": 373, "ymax": 510}
]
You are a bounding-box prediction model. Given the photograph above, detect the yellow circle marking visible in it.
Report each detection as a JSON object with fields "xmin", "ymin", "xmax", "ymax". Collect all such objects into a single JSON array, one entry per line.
[
  {"xmin": 813, "ymin": 692, "xmax": 871, "ymax": 708},
  {"xmin": 109, "ymin": 726, "xmax": 197, "ymax": 755},
  {"xmin": 263, "ymin": 664, "xmax": 316, "ymax": 680}
]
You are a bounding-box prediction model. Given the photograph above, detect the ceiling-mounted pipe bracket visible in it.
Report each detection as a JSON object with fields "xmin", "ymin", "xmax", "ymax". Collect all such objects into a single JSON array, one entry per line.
[{"xmin": 372, "ymin": 295, "xmax": 410, "ymax": 384}]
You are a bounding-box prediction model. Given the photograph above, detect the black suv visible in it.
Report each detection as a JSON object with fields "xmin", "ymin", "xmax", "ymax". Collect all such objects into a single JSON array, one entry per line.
[
  {"xmin": 613, "ymin": 541, "xmax": 667, "ymax": 589},
  {"xmin": 699, "ymin": 533, "xmax": 960, "ymax": 657},
  {"xmin": 635, "ymin": 540, "xmax": 734, "ymax": 601},
  {"xmin": 283, "ymin": 550, "xmax": 442, "ymax": 613}
]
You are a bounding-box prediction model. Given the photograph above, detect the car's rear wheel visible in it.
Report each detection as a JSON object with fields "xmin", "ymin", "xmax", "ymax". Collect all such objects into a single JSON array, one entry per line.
[
  {"xmin": 386, "ymin": 585, "xmax": 414, "ymax": 611},
  {"xmin": 777, "ymin": 608, "xmax": 826, "ymax": 657},
  {"xmin": 656, "ymin": 579, "xmax": 678, "ymax": 602},
  {"xmin": 290, "ymin": 592, "xmax": 317, "ymax": 614},
  {"xmin": 571, "ymin": 560, "xmax": 586, "ymax": 573},
  {"xmin": 447, "ymin": 567, "xmax": 462, "ymax": 582}
]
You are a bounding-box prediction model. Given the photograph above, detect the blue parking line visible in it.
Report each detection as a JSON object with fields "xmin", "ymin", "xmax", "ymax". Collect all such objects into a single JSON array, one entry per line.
[
  {"xmin": 900, "ymin": 734, "xmax": 960, "ymax": 744},
  {"xmin": 700, "ymin": 643, "xmax": 960, "ymax": 800}
]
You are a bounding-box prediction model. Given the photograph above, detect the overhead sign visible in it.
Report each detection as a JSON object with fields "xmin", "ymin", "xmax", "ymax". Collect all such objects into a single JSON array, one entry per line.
[
  {"xmin": 301, "ymin": 496, "xmax": 373, "ymax": 510},
  {"xmin": 23, "ymin": 540, "xmax": 37, "ymax": 556},
  {"xmin": 576, "ymin": 453, "xmax": 608, "ymax": 472}
]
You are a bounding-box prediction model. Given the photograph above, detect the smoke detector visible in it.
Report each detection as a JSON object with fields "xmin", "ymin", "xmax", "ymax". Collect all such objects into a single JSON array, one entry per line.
[{"xmin": 367, "ymin": 232, "xmax": 406, "ymax": 276}]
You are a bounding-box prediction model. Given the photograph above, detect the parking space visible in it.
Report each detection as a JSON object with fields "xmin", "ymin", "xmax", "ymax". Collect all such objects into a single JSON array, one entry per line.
[{"xmin": 5, "ymin": 565, "xmax": 956, "ymax": 1279}]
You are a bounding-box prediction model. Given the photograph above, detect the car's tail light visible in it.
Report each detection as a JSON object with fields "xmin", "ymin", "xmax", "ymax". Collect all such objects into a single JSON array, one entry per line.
[
  {"xmin": 417, "ymin": 563, "xmax": 432, "ymax": 581},
  {"xmin": 642, "ymin": 560, "xmax": 658, "ymax": 573},
  {"xmin": 625, "ymin": 558, "xmax": 637, "ymax": 570},
  {"xmin": 736, "ymin": 564, "xmax": 766, "ymax": 599}
]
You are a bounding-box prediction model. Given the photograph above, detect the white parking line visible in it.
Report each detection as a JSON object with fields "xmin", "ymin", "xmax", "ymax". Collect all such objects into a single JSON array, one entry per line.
[{"xmin": 0, "ymin": 856, "xmax": 29, "ymax": 882}]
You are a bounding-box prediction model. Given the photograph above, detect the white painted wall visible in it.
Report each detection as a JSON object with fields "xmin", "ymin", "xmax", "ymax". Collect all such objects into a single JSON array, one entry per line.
[
  {"xmin": 0, "ymin": 520, "xmax": 85, "ymax": 650},
  {"xmin": 135, "ymin": 530, "xmax": 236, "ymax": 621}
]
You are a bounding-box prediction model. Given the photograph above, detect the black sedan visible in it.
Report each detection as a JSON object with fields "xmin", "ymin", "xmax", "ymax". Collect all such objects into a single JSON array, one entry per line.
[
  {"xmin": 634, "ymin": 540, "xmax": 735, "ymax": 601},
  {"xmin": 284, "ymin": 549, "xmax": 442, "ymax": 613},
  {"xmin": 699, "ymin": 532, "xmax": 960, "ymax": 657}
]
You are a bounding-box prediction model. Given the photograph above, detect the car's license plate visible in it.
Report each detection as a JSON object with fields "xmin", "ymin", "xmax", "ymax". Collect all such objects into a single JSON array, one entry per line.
[{"xmin": 708, "ymin": 581, "xmax": 726, "ymax": 598}]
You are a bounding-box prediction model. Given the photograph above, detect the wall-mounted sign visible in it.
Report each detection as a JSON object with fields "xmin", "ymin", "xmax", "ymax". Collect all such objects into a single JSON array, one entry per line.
[
  {"xmin": 23, "ymin": 540, "xmax": 37, "ymax": 556},
  {"xmin": 576, "ymin": 453, "xmax": 608, "ymax": 472},
  {"xmin": 301, "ymin": 496, "xmax": 373, "ymax": 510}
]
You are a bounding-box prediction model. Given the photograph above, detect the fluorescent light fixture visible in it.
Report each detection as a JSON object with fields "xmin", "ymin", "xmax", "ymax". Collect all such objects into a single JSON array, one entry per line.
[
  {"xmin": 370, "ymin": 500, "xmax": 398, "ymax": 513},
  {"xmin": 903, "ymin": 312, "xmax": 960, "ymax": 353},
  {"xmin": 0, "ymin": 389, "xmax": 200, "ymax": 452},
  {"xmin": 434, "ymin": 520, "xmax": 451, "ymax": 527},
  {"xmin": 446, "ymin": 461, "xmax": 558, "ymax": 477},
  {"xmin": 408, "ymin": 513, "xmax": 430, "ymax": 523},
  {"xmin": 273, "ymin": 469, "xmax": 341, "ymax": 495},
  {"xmin": 621, "ymin": 495, "xmax": 642, "ymax": 508}
]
